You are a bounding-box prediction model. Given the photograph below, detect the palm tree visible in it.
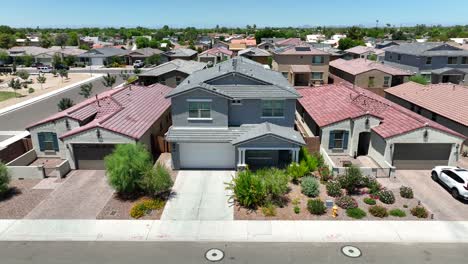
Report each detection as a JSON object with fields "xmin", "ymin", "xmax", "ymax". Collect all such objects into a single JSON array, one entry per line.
[
  {"xmin": 57, "ymin": 98, "xmax": 74, "ymax": 111},
  {"xmin": 102, "ymin": 73, "xmax": 116, "ymax": 88},
  {"xmin": 79, "ymin": 83, "xmax": 93, "ymax": 98}
]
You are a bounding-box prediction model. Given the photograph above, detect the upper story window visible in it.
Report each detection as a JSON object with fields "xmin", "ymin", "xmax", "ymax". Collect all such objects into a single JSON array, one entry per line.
[
  {"xmin": 462, "ymin": 57, "xmax": 468, "ymax": 65},
  {"xmin": 397, "ymin": 54, "xmax": 402, "ymax": 61},
  {"xmin": 389, "ymin": 53, "xmax": 393, "ymax": 60},
  {"xmin": 188, "ymin": 101, "xmax": 211, "ymax": 119},
  {"xmin": 38, "ymin": 132, "xmax": 59, "ymax": 152},
  {"xmin": 448, "ymin": 57, "xmax": 458, "ymax": 65},
  {"xmin": 262, "ymin": 100, "xmax": 284, "ymax": 117},
  {"xmin": 311, "ymin": 72, "xmax": 323, "ymax": 80},
  {"xmin": 383, "ymin": 76, "xmax": 390, "ymax": 87},
  {"xmin": 312, "ymin": 56, "xmax": 324, "ymax": 64},
  {"xmin": 329, "ymin": 130, "xmax": 349, "ymax": 150},
  {"xmin": 368, "ymin": 76, "xmax": 375, "ymax": 88},
  {"xmin": 231, "ymin": 100, "xmax": 242, "ymax": 105},
  {"xmin": 160, "ymin": 76, "xmax": 166, "ymax": 85},
  {"xmin": 425, "ymin": 57, "xmax": 432, "ymax": 65}
]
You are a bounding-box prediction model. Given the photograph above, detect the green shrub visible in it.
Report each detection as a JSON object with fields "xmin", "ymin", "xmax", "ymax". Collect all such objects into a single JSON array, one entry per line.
[
  {"xmin": 346, "ymin": 208, "xmax": 367, "ymax": 219},
  {"xmin": 319, "ymin": 166, "xmax": 332, "ymax": 182},
  {"xmin": 293, "ymin": 206, "xmax": 300, "ymax": 214},
  {"xmin": 335, "ymin": 195, "xmax": 358, "ymax": 209},
  {"xmin": 409, "ymin": 75, "xmax": 428, "ymax": 85},
  {"xmin": 307, "ymin": 198, "xmax": 326, "ymax": 215},
  {"xmin": 139, "ymin": 163, "xmax": 173, "ymax": 197},
  {"xmin": 378, "ymin": 189, "xmax": 395, "ymax": 204},
  {"xmin": 301, "ymin": 176, "xmax": 320, "ymax": 197},
  {"xmin": 292, "ymin": 198, "xmax": 300, "ymax": 206},
  {"xmin": 403, "ymin": 204, "xmax": 408, "ymax": 208},
  {"xmin": 262, "ymin": 203, "xmax": 277, "ymax": 217},
  {"xmin": 369, "ymin": 205, "xmax": 388, "ymax": 218},
  {"xmin": 104, "ymin": 144, "xmax": 152, "ymax": 195},
  {"xmin": 363, "ymin": 197, "xmax": 376, "ymax": 205},
  {"xmin": 389, "ymin": 208, "xmax": 407, "ymax": 217},
  {"xmin": 299, "ymin": 147, "xmax": 320, "ymax": 172},
  {"xmin": 399, "ymin": 186, "xmax": 414, "ymax": 199},
  {"xmin": 229, "ymin": 169, "xmax": 266, "ymax": 208},
  {"xmin": 287, "ymin": 161, "xmax": 309, "ymax": 183},
  {"xmin": 410, "ymin": 206, "xmax": 428, "ymax": 218},
  {"xmin": 257, "ymin": 168, "xmax": 289, "ymax": 201},
  {"xmin": 130, "ymin": 203, "xmax": 147, "ymax": 219},
  {"xmin": 0, "ymin": 162, "xmax": 10, "ymax": 196},
  {"xmin": 28, "ymin": 87, "xmax": 34, "ymax": 93},
  {"xmin": 326, "ymin": 180, "xmax": 342, "ymax": 197},
  {"xmin": 367, "ymin": 178, "xmax": 382, "ymax": 195},
  {"xmin": 129, "ymin": 198, "xmax": 165, "ymax": 219},
  {"xmin": 337, "ymin": 165, "xmax": 362, "ymax": 194}
]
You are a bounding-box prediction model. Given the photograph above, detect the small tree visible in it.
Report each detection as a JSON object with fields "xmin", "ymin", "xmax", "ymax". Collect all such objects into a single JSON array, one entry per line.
[
  {"xmin": 57, "ymin": 97, "xmax": 74, "ymax": 111},
  {"xmin": 23, "ymin": 54, "xmax": 34, "ymax": 67},
  {"xmin": 8, "ymin": 79, "xmax": 21, "ymax": 97},
  {"xmin": 133, "ymin": 68, "xmax": 141, "ymax": 75},
  {"xmin": 37, "ymin": 75, "xmax": 46, "ymax": 89},
  {"xmin": 79, "ymin": 83, "xmax": 93, "ymax": 98},
  {"xmin": 102, "ymin": 73, "xmax": 116, "ymax": 88},
  {"xmin": 0, "ymin": 51, "xmax": 9, "ymax": 64},
  {"xmin": 104, "ymin": 144, "xmax": 152, "ymax": 195},
  {"xmin": 145, "ymin": 54, "xmax": 161, "ymax": 65},
  {"xmin": 58, "ymin": 69, "xmax": 68, "ymax": 81},
  {"xmin": 409, "ymin": 75, "xmax": 428, "ymax": 85},
  {"xmin": 17, "ymin": 70, "xmax": 29, "ymax": 81},
  {"xmin": 0, "ymin": 162, "xmax": 10, "ymax": 196},
  {"xmin": 52, "ymin": 53, "xmax": 63, "ymax": 69},
  {"xmin": 338, "ymin": 165, "xmax": 363, "ymax": 195}
]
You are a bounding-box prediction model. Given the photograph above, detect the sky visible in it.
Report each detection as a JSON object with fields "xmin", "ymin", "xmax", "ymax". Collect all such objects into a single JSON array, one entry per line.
[{"xmin": 1, "ymin": 0, "xmax": 468, "ymax": 28}]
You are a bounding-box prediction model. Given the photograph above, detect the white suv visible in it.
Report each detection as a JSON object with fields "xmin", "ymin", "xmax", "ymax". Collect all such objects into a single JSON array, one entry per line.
[{"xmin": 431, "ymin": 166, "xmax": 468, "ymax": 200}]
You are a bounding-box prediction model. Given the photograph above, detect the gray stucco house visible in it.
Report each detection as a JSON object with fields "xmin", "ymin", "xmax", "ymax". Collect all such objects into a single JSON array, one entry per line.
[
  {"xmin": 383, "ymin": 42, "xmax": 468, "ymax": 85},
  {"xmin": 165, "ymin": 57, "xmax": 305, "ymax": 170}
]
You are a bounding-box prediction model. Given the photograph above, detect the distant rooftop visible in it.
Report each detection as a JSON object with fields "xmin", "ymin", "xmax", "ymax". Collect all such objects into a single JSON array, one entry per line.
[
  {"xmin": 330, "ymin": 58, "xmax": 412, "ymax": 76},
  {"xmin": 138, "ymin": 59, "xmax": 207, "ymax": 77}
]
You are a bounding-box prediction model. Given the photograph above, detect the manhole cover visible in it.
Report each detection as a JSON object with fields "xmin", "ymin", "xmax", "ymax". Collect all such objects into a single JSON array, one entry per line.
[
  {"xmin": 205, "ymin": 248, "xmax": 224, "ymax": 262},
  {"xmin": 341, "ymin": 245, "xmax": 361, "ymax": 258}
]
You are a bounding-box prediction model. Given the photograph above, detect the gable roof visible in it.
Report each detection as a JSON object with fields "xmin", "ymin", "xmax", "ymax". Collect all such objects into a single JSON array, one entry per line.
[
  {"xmin": 199, "ymin": 46, "xmax": 233, "ymax": 56},
  {"xmin": 166, "ymin": 57, "xmax": 300, "ymax": 99},
  {"xmin": 28, "ymin": 84, "xmax": 172, "ymax": 140},
  {"xmin": 138, "ymin": 59, "xmax": 207, "ymax": 77},
  {"xmin": 231, "ymin": 122, "xmax": 305, "ymax": 145},
  {"xmin": 163, "ymin": 48, "xmax": 197, "ymax": 58},
  {"xmin": 330, "ymin": 58, "xmax": 412, "ymax": 76},
  {"xmin": 345, "ymin": 46, "xmax": 385, "ymax": 55},
  {"xmin": 8, "ymin": 46, "xmax": 50, "ymax": 56},
  {"xmin": 274, "ymin": 38, "xmax": 302, "ymax": 46},
  {"xmin": 128, "ymin": 47, "xmax": 163, "ymax": 57},
  {"xmin": 79, "ymin": 47, "xmax": 128, "ymax": 58},
  {"xmin": 385, "ymin": 82, "xmax": 468, "ymax": 127},
  {"xmin": 238, "ymin": 47, "xmax": 271, "ymax": 57},
  {"xmin": 230, "ymin": 38, "xmax": 256, "ymax": 46},
  {"xmin": 385, "ymin": 42, "xmax": 468, "ymax": 56},
  {"xmin": 297, "ymin": 83, "xmax": 465, "ymax": 139},
  {"xmin": 273, "ymin": 44, "xmax": 330, "ymax": 56}
]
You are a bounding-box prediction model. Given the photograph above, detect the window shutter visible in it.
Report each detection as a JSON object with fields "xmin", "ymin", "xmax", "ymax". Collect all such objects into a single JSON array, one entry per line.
[
  {"xmin": 343, "ymin": 131, "xmax": 349, "ymax": 150},
  {"xmin": 52, "ymin": 133, "xmax": 59, "ymax": 151},
  {"xmin": 37, "ymin": 132, "xmax": 45, "ymax": 151},
  {"xmin": 328, "ymin": 131, "xmax": 335, "ymax": 149}
]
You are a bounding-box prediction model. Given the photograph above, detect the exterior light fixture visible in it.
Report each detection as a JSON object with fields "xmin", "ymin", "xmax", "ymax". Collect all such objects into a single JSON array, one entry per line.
[{"xmin": 96, "ymin": 128, "xmax": 101, "ymax": 139}]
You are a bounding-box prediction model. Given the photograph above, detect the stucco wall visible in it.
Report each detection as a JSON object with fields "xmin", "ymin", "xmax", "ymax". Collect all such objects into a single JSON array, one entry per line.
[
  {"xmin": 228, "ymin": 99, "xmax": 296, "ymax": 127},
  {"xmin": 272, "ymin": 54, "xmax": 330, "ymax": 83},
  {"xmin": 355, "ymin": 69, "xmax": 392, "ymax": 89},
  {"xmin": 139, "ymin": 71, "xmax": 189, "ymax": 87}
]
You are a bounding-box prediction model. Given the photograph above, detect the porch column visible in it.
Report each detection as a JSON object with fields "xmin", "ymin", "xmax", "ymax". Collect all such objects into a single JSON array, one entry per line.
[
  {"xmin": 294, "ymin": 149, "xmax": 299, "ymax": 163},
  {"xmin": 241, "ymin": 149, "xmax": 246, "ymax": 164},
  {"xmin": 238, "ymin": 148, "xmax": 243, "ymax": 165}
]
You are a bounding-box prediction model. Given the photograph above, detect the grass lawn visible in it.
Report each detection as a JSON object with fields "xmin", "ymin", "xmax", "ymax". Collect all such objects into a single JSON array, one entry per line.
[{"xmin": 0, "ymin": 91, "xmax": 18, "ymax": 102}]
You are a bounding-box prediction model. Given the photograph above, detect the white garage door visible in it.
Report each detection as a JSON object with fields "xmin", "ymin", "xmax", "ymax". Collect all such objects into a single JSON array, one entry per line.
[
  {"xmin": 179, "ymin": 143, "xmax": 236, "ymax": 169},
  {"xmin": 91, "ymin": 57, "xmax": 104, "ymax": 65}
]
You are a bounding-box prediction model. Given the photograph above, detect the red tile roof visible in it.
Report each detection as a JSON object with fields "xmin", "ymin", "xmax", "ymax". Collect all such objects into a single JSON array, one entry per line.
[
  {"xmin": 230, "ymin": 38, "xmax": 257, "ymax": 46},
  {"xmin": 28, "ymin": 84, "xmax": 172, "ymax": 140},
  {"xmin": 275, "ymin": 38, "xmax": 303, "ymax": 46},
  {"xmin": 385, "ymin": 82, "xmax": 468, "ymax": 127},
  {"xmin": 200, "ymin": 46, "xmax": 233, "ymax": 56},
  {"xmin": 330, "ymin": 58, "xmax": 412, "ymax": 76},
  {"xmin": 297, "ymin": 83, "xmax": 465, "ymax": 139},
  {"xmin": 345, "ymin": 46, "xmax": 384, "ymax": 55}
]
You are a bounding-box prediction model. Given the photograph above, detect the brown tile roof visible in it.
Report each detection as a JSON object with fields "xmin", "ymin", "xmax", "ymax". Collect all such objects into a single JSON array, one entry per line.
[
  {"xmin": 274, "ymin": 38, "xmax": 302, "ymax": 46},
  {"xmin": 330, "ymin": 58, "xmax": 412, "ymax": 76},
  {"xmin": 297, "ymin": 83, "xmax": 465, "ymax": 139},
  {"xmin": 345, "ymin": 45, "xmax": 384, "ymax": 55},
  {"xmin": 385, "ymin": 82, "xmax": 468, "ymax": 127}
]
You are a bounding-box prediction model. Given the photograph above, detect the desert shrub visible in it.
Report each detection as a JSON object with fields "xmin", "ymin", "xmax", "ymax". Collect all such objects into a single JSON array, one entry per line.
[
  {"xmin": 403, "ymin": 204, "xmax": 408, "ymax": 208},
  {"xmin": 363, "ymin": 197, "xmax": 376, "ymax": 205},
  {"xmin": 337, "ymin": 165, "xmax": 362, "ymax": 194},
  {"xmin": 262, "ymin": 203, "xmax": 277, "ymax": 217},
  {"xmin": 326, "ymin": 180, "xmax": 342, "ymax": 197},
  {"xmin": 294, "ymin": 206, "xmax": 300, "ymax": 214},
  {"xmin": 307, "ymin": 198, "xmax": 326, "ymax": 215},
  {"xmin": 287, "ymin": 161, "xmax": 309, "ymax": 183},
  {"xmin": 367, "ymin": 178, "xmax": 382, "ymax": 195},
  {"xmin": 301, "ymin": 176, "xmax": 320, "ymax": 197},
  {"xmin": 319, "ymin": 166, "xmax": 332, "ymax": 182},
  {"xmin": 346, "ymin": 208, "xmax": 367, "ymax": 219},
  {"xmin": 0, "ymin": 162, "xmax": 10, "ymax": 196},
  {"xmin": 335, "ymin": 195, "xmax": 358, "ymax": 209},
  {"xmin": 299, "ymin": 147, "xmax": 319, "ymax": 172},
  {"xmin": 104, "ymin": 143, "xmax": 152, "ymax": 195},
  {"xmin": 378, "ymin": 189, "xmax": 395, "ymax": 204},
  {"xmin": 292, "ymin": 198, "xmax": 300, "ymax": 206},
  {"xmin": 399, "ymin": 186, "xmax": 414, "ymax": 199},
  {"xmin": 229, "ymin": 169, "xmax": 266, "ymax": 208},
  {"xmin": 130, "ymin": 198, "xmax": 165, "ymax": 219},
  {"xmin": 28, "ymin": 87, "xmax": 34, "ymax": 93},
  {"xmin": 139, "ymin": 163, "xmax": 173, "ymax": 197},
  {"xmin": 369, "ymin": 205, "xmax": 388, "ymax": 218},
  {"xmin": 257, "ymin": 168, "xmax": 289, "ymax": 202},
  {"xmin": 130, "ymin": 203, "xmax": 147, "ymax": 219},
  {"xmin": 389, "ymin": 208, "xmax": 407, "ymax": 217},
  {"xmin": 410, "ymin": 206, "xmax": 428, "ymax": 218}
]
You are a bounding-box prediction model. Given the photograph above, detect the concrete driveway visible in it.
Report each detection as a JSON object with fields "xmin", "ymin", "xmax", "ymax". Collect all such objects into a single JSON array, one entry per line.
[
  {"xmin": 161, "ymin": 170, "xmax": 234, "ymax": 221},
  {"xmin": 396, "ymin": 170, "xmax": 468, "ymax": 220},
  {"xmin": 25, "ymin": 170, "xmax": 114, "ymax": 219}
]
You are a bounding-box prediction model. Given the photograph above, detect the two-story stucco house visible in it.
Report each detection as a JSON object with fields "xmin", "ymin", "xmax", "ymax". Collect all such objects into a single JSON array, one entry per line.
[
  {"xmin": 384, "ymin": 42, "xmax": 468, "ymax": 85},
  {"xmin": 165, "ymin": 57, "xmax": 305, "ymax": 170},
  {"xmin": 272, "ymin": 44, "xmax": 331, "ymax": 87}
]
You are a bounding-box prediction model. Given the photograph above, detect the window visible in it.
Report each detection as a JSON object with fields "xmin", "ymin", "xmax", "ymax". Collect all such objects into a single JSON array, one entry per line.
[
  {"xmin": 311, "ymin": 72, "xmax": 323, "ymax": 80},
  {"xmin": 188, "ymin": 101, "xmax": 211, "ymax": 119},
  {"xmin": 368, "ymin": 76, "xmax": 375, "ymax": 88},
  {"xmin": 312, "ymin": 56, "xmax": 324, "ymax": 64},
  {"xmin": 462, "ymin": 57, "xmax": 468, "ymax": 65},
  {"xmin": 383, "ymin": 76, "xmax": 391, "ymax": 87},
  {"xmin": 424, "ymin": 57, "xmax": 432, "ymax": 65},
  {"xmin": 448, "ymin": 57, "xmax": 458, "ymax": 65},
  {"xmin": 231, "ymin": 100, "xmax": 242, "ymax": 105},
  {"xmin": 389, "ymin": 53, "xmax": 393, "ymax": 60},
  {"xmin": 443, "ymin": 170, "xmax": 464, "ymax": 183},
  {"xmin": 38, "ymin": 132, "xmax": 59, "ymax": 152},
  {"xmin": 176, "ymin": 76, "xmax": 182, "ymax": 85},
  {"xmin": 329, "ymin": 130, "xmax": 349, "ymax": 149},
  {"xmin": 397, "ymin": 54, "xmax": 401, "ymax": 61},
  {"xmin": 262, "ymin": 100, "xmax": 284, "ymax": 117}
]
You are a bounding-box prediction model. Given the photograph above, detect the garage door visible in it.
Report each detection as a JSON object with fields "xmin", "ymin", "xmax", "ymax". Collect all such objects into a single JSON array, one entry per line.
[
  {"xmin": 179, "ymin": 143, "xmax": 236, "ymax": 169},
  {"xmin": 74, "ymin": 144, "xmax": 116, "ymax": 170},
  {"xmin": 392, "ymin": 143, "xmax": 451, "ymax": 170},
  {"xmin": 91, "ymin": 57, "xmax": 104, "ymax": 65}
]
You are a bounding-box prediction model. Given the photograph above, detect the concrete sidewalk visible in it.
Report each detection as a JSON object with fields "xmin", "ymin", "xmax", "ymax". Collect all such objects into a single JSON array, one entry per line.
[{"xmin": 0, "ymin": 220, "xmax": 467, "ymax": 243}]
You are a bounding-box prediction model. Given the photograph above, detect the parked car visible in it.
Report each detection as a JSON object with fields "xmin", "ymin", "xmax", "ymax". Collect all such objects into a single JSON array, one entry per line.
[
  {"xmin": 431, "ymin": 166, "xmax": 468, "ymax": 199},
  {"xmin": 37, "ymin": 66, "xmax": 52, "ymax": 73},
  {"xmin": 54, "ymin": 64, "xmax": 70, "ymax": 70},
  {"xmin": 32, "ymin": 62, "xmax": 45, "ymax": 68},
  {"xmin": 133, "ymin": 60, "xmax": 145, "ymax": 68}
]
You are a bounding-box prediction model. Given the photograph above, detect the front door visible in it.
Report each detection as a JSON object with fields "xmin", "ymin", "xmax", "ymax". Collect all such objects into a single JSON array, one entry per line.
[{"xmin": 357, "ymin": 132, "xmax": 371, "ymax": 156}]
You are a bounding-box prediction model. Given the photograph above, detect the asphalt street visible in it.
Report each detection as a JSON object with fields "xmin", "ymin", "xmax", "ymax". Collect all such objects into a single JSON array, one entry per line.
[
  {"xmin": 0, "ymin": 74, "xmax": 124, "ymax": 130},
  {"xmin": 0, "ymin": 242, "xmax": 465, "ymax": 264}
]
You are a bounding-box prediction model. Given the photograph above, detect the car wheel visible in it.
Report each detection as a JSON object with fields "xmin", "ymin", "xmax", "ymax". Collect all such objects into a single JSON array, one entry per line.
[
  {"xmin": 431, "ymin": 171, "xmax": 438, "ymax": 181},
  {"xmin": 451, "ymin": 188, "xmax": 459, "ymax": 199}
]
